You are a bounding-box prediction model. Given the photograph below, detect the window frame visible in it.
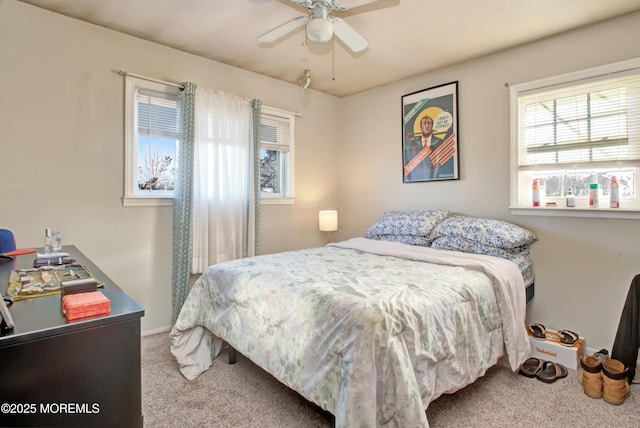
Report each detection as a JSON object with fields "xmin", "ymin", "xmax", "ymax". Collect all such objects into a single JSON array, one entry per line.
[
  {"xmin": 123, "ymin": 76, "xmax": 182, "ymax": 207},
  {"xmin": 259, "ymin": 106, "xmax": 296, "ymax": 205},
  {"xmin": 509, "ymin": 57, "xmax": 640, "ymax": 219}
]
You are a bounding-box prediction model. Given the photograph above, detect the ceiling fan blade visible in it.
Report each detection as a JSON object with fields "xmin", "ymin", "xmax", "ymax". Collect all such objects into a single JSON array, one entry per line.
[
  {"xmin": 331, "ymin": 0, "xmax": 382, "ymax": 11},
  {"xmin": 258, "ymin": 16, "xmax": 308, "ymax": 43},
  {"xmin": 332, "ymin": 17, "xmax": 368, "ymax": 52}
]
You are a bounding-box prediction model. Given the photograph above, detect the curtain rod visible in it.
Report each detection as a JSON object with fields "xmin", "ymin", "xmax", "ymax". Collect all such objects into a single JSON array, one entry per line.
[
  {"xmin": 116, "ymin": 70, "xmax": 302, "ymax": 117},
  {"xmin": 117, "ymin": 70, "xmax": 184, "ymax": 90}
]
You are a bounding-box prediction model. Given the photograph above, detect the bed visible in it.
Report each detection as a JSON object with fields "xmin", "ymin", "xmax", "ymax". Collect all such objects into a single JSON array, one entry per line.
[{"xmin": 170, "ymin": 211, "xmax": 535, "ymax": 427}]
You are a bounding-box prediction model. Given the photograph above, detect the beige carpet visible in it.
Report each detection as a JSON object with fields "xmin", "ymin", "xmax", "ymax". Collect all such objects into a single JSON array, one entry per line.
[{"xmin": 142, "ymin": 333, "xmax": 639, "ymax": 427}]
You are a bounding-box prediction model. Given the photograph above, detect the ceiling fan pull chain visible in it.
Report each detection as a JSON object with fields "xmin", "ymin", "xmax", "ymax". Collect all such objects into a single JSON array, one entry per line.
[{"xmin": 332, "ymin": 37, "xmax": 336, "ymax": 81}]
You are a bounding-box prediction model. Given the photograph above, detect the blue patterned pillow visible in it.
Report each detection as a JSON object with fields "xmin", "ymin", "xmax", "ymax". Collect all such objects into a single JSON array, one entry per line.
[
  {"xmin": 431, "ymin": 236, "xmax": 534, "ymax": 286},
  {"xmin": 429, "ymin": 216, "xmax": 537, "ymax": 249},
  {"xmin": 365, "ymin": 210, "xmax": 453, "ymax": 245},
  {"xmin": 371, "ymin": 234, "xmax": 432, "ymax": 246}
]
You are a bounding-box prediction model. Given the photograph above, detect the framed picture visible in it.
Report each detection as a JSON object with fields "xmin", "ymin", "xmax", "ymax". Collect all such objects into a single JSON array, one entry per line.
[{"xmin": 402, "ymin": 81, "xmax": 459, "ymax": 183}]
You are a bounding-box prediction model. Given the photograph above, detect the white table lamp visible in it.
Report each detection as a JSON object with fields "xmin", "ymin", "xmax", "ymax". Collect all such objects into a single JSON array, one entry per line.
[{"xmin": 319, "ymin": 210, "xmax": 338, "ymax": 241}]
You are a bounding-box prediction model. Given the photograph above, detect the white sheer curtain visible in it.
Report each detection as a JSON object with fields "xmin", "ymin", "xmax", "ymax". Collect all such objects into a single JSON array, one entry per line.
[{"xmin": 191, "ymin": 87, "xmax": 255, "ymax": 273}]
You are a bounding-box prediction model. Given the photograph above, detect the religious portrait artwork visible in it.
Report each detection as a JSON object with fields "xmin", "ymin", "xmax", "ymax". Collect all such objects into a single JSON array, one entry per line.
[{"xmin": 402, "ymin": 81, "xmax": 459, "ymax": 183}]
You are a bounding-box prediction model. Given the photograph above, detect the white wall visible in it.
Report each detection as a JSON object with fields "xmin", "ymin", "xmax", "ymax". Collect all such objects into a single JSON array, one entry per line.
[
  {"xmin": 0, "ymin": 0, "xmax": 340, "ymax": 333},
  {"xmin": 338, "ymin": 11, "xmax": 640, "ymax": 353}
]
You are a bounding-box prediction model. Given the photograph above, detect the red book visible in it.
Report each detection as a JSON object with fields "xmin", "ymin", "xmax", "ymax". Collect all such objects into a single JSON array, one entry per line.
[{"xmin": 62, "ymin": 291, "xmax": 111, "ymax": 320}]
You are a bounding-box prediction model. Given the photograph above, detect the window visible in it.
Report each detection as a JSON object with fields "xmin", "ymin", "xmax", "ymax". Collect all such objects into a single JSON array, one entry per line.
[
  {"xmin": 510, "ymin": 58, "xmax": 640, "ymax": 217},
  {"xmin": 259, "ymin": 107, "xmax": 295, "ymax": 204},
  {"xmin": 124, "ymin": 76, "xmax": 183, "ymax": 207}
]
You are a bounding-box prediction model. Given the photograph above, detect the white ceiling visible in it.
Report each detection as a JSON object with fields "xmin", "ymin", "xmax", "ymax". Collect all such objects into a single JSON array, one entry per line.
[{"xmin": 18, "ymin": 0, "xmax": 640, "ymax": 97}]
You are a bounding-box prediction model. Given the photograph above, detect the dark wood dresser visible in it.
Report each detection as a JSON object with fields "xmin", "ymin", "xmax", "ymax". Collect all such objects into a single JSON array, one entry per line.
[{"xmin": 0, "ymin": 245, "xmax": 145, "ymax": 427}]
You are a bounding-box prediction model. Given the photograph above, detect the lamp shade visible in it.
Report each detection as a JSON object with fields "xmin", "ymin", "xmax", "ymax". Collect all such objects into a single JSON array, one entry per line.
[{"xmin": 319, "ymin": 210, "xmax": 338, "ymax": 232}]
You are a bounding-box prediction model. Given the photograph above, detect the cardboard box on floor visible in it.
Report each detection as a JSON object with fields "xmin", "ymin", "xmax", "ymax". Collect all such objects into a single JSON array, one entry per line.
[{"xmin": 528, "ymin": 329, "xmax": 584, "ymax": 370}]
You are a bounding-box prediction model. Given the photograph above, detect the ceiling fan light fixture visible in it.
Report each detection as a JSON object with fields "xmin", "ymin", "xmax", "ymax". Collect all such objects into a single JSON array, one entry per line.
[{"xmin": 306, "ymin": 18, "xmax": 333, "ymax": 43}]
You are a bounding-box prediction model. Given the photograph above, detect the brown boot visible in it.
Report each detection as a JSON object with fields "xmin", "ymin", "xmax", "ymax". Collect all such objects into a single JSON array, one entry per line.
[
  {"xmin": 602, "ymin": 359, "xmax": 631, "ymax": 405},
  {"xmin": 581, "ymin": 356, "xmax": 603, "ymax": 399}
]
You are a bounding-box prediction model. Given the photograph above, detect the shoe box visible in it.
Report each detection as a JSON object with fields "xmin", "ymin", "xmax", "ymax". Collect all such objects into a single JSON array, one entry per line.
[{"xmin": 528, "ymin": 328, "xmax": 585, "ymax": 370}]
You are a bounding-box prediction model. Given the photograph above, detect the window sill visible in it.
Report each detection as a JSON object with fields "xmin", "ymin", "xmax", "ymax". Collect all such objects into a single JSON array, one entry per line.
[
  {"xmin": 122, "ymin": 196, "xmax": 296, "ymax": 207},
  {"xmin": 510, "ymin": 206, "xmax": 640, "ymax": 220},
  {"xmin": 260, "ymin": 197, "xmax": 295, "ymax": 206},
  {"xmin": 122, "ymin": 197, "xmax": 174, "ymax": 207}
]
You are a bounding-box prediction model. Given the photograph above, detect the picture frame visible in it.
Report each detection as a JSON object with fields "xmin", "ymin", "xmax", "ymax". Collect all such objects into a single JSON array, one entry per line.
[{"xmin": 401, "ymin": 81, "xmax": 459, "ymax": 183}]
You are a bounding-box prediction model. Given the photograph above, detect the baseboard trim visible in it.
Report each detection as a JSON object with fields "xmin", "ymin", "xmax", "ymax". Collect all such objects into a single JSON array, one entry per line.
[
  {"xmin": 584, "ymin": 346, "xmax": 598, "ymax": 358},
  {"xmin": 142, "ymin": 326, "xmax": 171, "ymax": 337}
]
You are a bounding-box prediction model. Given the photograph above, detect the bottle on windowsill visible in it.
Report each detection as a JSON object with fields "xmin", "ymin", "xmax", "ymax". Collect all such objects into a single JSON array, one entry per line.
[
  {"xmin": 589, "ymin": 183, "xmax": 599, "ymax": 208},
  {"xmin": 610, "ymin": 176, "xmax": 619, "ymax": 208},
  {"xmin": 532, "ymin": 179, "xmax": 540, "ymax": 207},
  {"xmin": 566, "ymin": 187, "xmax": 575, "ymax": 207}
]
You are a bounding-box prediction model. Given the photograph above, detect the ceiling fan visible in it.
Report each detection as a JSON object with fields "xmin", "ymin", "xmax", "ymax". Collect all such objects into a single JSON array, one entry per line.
[{"xmin": 258, "ymin": 0, "xmax": 382, "ymax": 53}]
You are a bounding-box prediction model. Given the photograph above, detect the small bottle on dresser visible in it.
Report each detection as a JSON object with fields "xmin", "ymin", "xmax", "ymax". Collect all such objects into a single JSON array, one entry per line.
[
  {"xmin": 52, "ymin": 231, "xmax": 62, "ymax": 251},
  {"xmin": 44, "ymin": 228, "xmax": 53, "ymax": 254}
]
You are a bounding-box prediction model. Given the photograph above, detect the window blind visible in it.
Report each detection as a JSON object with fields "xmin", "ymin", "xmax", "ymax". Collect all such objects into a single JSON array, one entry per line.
[
  {"xmin": 260, "ymin": 113, "xmax": 290, "ymax": 152},
  {"xmin": 517, "ymin": 71, "xmax": 640, "ymax": 169},
  {"xmin": 137, "ymin": 88, "xmax": 182, "ymax": 139}
]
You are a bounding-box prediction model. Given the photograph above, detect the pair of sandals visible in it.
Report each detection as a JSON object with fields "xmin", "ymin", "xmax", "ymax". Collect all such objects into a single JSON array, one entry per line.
[
  {"xmin": 518, "ymin": 357, "xmax": 568, "ymax": 383},
  {"xmin": 527, "ymin": 323, "xmax": 579, "ymax": 347}
]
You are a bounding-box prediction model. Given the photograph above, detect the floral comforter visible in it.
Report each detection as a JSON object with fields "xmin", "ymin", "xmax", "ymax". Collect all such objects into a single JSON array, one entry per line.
[{"xmin": 170, "ymin": 238, "xmax": 530, "ymax": 427}]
